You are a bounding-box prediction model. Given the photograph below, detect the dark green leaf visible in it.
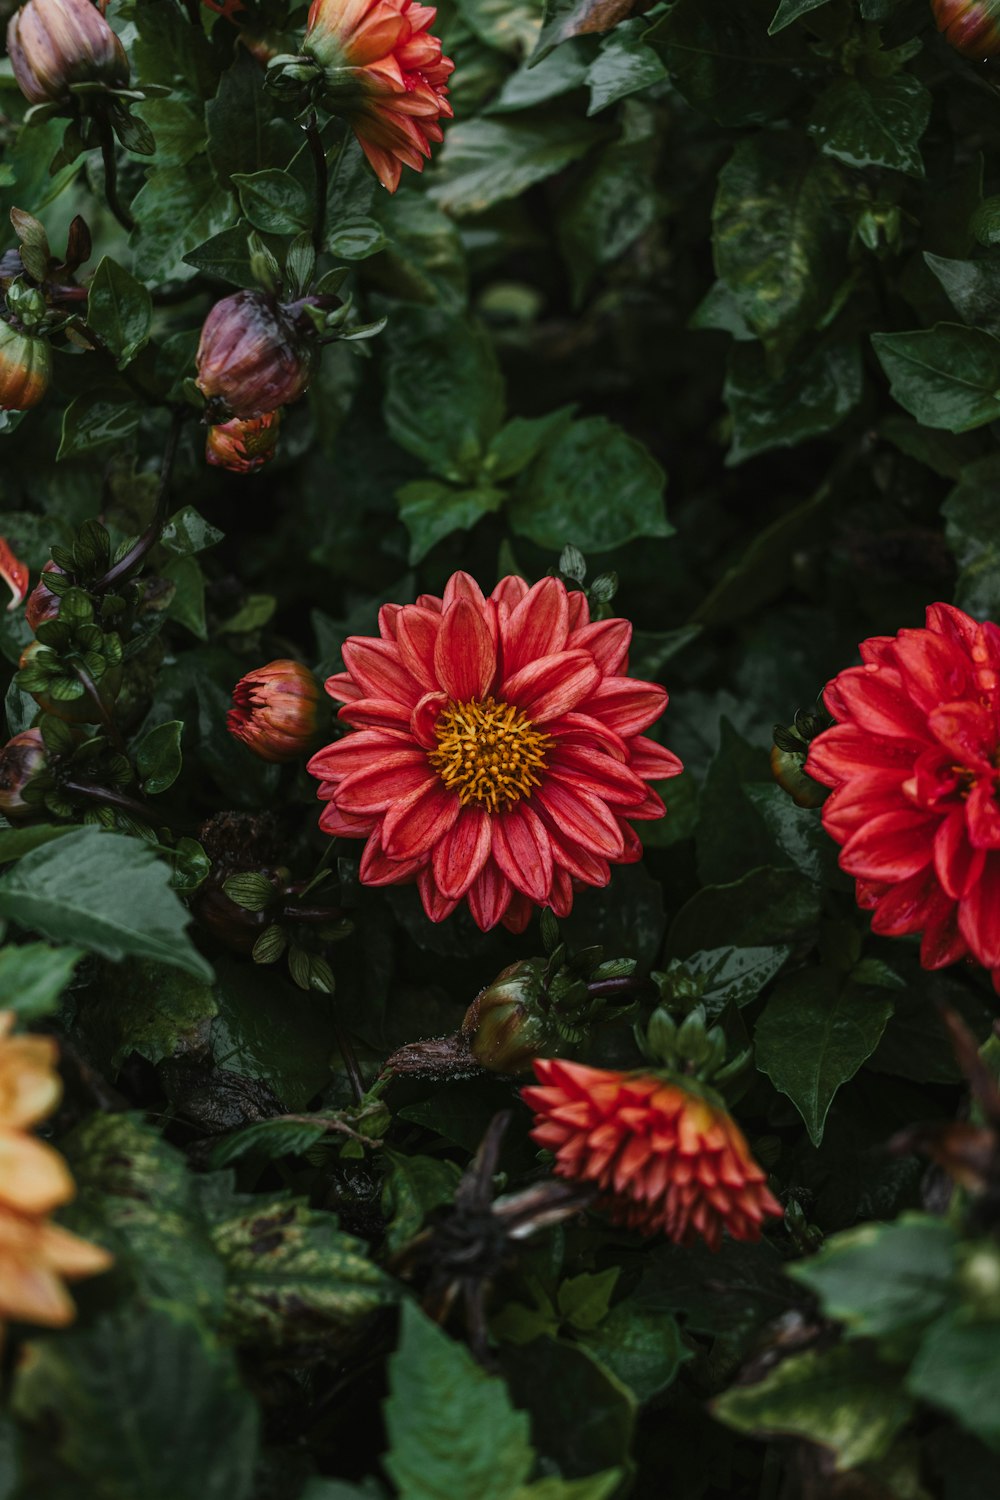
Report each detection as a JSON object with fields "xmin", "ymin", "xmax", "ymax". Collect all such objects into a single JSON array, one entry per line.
[
  {"xmin": 754, "ymin": 969, "xmax": 895, "ymax": 1144},
  {"xmin": 808, "ymin": 74, "xmax": 931, "ymax": 177},
  {"xmin": 872, "ymin": 324, "xmax": 1000, "ymax": 432},
  {"xmin": 87, "ymin": 257, "xmax": 153, "ymax": 367},
  {"xmin": 0, "ymin": 827, "xmax": 212, "ymax": 981}
]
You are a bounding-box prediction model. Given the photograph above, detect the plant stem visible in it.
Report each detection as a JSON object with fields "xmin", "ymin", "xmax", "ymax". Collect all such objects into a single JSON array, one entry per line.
[
  {"xmin": 305, "ymin": 113, "xmax": 328, "ymax": 258},
  {"xmin": 63, "ymin": 780, "xmax": 155, "ymax": 823},
  {"xmin": 73, "ymin": 667, "xmax": 127, "ymax": 753},
  {"xmin": 95, "ymin": 407, "xmax": 185, "ymax": 592},
  {"xmin": 332, "ymin": 1005, "xmax": 366, "ymax": 1104},
  {"xmin": 99, "ymin": 123, "xmax": 135, "ymax": 234}
]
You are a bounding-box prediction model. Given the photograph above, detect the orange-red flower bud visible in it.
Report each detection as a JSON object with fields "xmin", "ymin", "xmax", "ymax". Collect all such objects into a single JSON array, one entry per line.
[
  {"xmin": 0, "ymin": 729, "xmax": 47, "ymax": 823},
  {"xmin": 0, "ymin": 321, "xmax": 50, "ymax": 412},
  {"xmin": 933, "ymin": 0, "xmax": 1000, "ymax": 56},
  {"xmin": 196, "ymin": 292, "xmax": 314, "ymax": 420},
  {"xmin": 206, "ymin": 410, "xmax": 281, "ymax": 473},
  {"xmin": 300, "ymin": 0, "xmax": 454, "ymax": 193},
  {"xmin": 523, "ymin": 1059, "xmax": 783, "ymax": 1251},
  {"xmin": 6, "ymin": 0, "xmax": 129, "ymax": 104},
  {"xmin": 24, "ymin": 560, "xmax": 63, "ymax": 631},
  {"xmin": 228, "ymin": 659, "xmax": 321, "ymax": 763}
]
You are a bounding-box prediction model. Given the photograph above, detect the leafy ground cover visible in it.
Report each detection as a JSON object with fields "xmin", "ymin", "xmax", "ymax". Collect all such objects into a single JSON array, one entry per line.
[{"xmin": 1, "ymin": 0, "xmax": 1000, "ymax": 1495}]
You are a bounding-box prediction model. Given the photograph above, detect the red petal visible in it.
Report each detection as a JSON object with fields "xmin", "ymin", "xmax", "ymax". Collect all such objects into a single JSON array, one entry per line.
[
  {"xmin": 825, "ymin": 666, "xmax": 930, "ymax": 740},
  {"xmin": 569, "ymin": 618, "xmax": 631, "ymax": 675},
  {"xmin": 628, "ymin": 736, "xmax": 684, "ymax": 780},
  {"xmin": 920, "ymin": 897, "xmax": 967, "ymax": 969},
  {"xmin": 927, "ymin": 700, "xmax": 996, "ymax": 765},
  {"xmin": 339, "ymin": 696, "xmax": 414, "ymax": 730},
  {"xmin": 935, "ymin": 808, "xmax": 986, "ymax": 898},
  {"xmin": 442, "ymin": 571, "xmax": 486, "ymax": 610},
  {"xmin": 381, "ymin": 779, "xmax": 460, "ymax": 860},
  {"xmin": 806, "ymin": 724, "xmax": 917, "ymax": 788},
  {"xmin": 535, "ymin": 781, "xmax": 625, "ymax": 858},
  {"xmin": 891, "ymin": 628, "xmax": 971, "ymax": 712},
  {"xmin": 578, "ymin": 677, "xmax": 668, "ymax": 737},
  {"xmin": 434, "ymin": 597, "xmax": 496, "ymax": 701},
  {"xmin": 341, "ymin": 638, "xmax": 422, "ymax": 707},
  {"xmin": 466, "ymin": 858, "xmax": 512, "ymax": 930},
  {"xmin": 359, "ymin": 828, "xmax": 423, "ymax": 886},
  {"xmin": 325, "ymin": 671, "xmax": 364, "ymax": 704},
  {"xmin": 502, "ymin": 892, "xmax": 533, "ymax": 933},
  {"xmin": 500, "ymin": 576, "xmax": 569, "ymax": 679},
  {"xmin": 319, "ymin": 802, "xmax": 374, "ymax": 838},
  {"xmin": 547, "ymin": 712, "xmax": 630, "ymax": 759},
  {"xmin": 491, "ymin": 576, "xmax": 529, "ymax": 610},
  {"xmin": 394, "ymin": 605, "xmax": 442, "ymax": 691},
  {"xmin": 307, "ymin": 728, "xmax": 412, "ymax": 781},
  {"xmin": 966, "ymin": 780, "xmax": 1000, "ymax": 849},
  {"xmin": 417, "ymin": 865, "xmax": 460, "ymax": 923},
  {"xmin": 411, "ymin": 690, "xmax": 448, "ymax": 748},
  {"xmin": 958, "ymin": 853, "xmax": 1000, "ymax": 967},
  {"xmin": 821, "ymin": 775, "xmax": 916, "ymax": 843},
  {"xmin": 548, "ymin": 749, "xmax": 647, "ymax": 807},
  {"xmin": 501, "ymin": 650, "xmax": 600, "ymax": 723},
  {"xmin": 491, "ymin": 803, "xmax": 553, "ymax": 902},
  {"xmin": 840, "ymin": 809, "xmax": 937, "ymax": 881},
  {"xmin": 336, "ymin": 754, "xmax": 434, "ymax": 814},
  {"xmin": 432, "ymin": 805, "xmax": 491, "ymax": 900}
]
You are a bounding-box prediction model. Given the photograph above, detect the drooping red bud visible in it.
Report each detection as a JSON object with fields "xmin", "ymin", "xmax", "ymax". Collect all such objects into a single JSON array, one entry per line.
[
  {"xmin": 206, "ymin": 410, "xmax": 281, "ymax": 473},
  {"xmin": 0, "ymin": 539, "xmax": 29, "ymax": 612},
  {"xmin": 0, "ymin": 321, "xmax": 50, "ymax": 412},
  {"xmin": 6, "ymin": 0, "xmax": 129, "ymax": 105},
  {"xmin": 25, "ymin": 561, "xmax": 63, "ymax": 632},
  {"xmin": 228, "ymin": 660, "xmax": 321, "ymax": 763},
  {"xmin": 195, "ymin": 292, "xmax": 314, "ymax": 420},
  {"xmin": 0, "ymin": 729, "xmax": 47, "ymax": 823},
  {"xmin": 933, "ymin": 0, "xmax": 1000, "ymax": 56}
]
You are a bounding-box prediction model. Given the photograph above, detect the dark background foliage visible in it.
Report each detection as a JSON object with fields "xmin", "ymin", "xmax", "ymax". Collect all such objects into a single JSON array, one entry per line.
[{"xmin": 1, "ymin": 0, "xmax": 1000, "ymax": 1494}]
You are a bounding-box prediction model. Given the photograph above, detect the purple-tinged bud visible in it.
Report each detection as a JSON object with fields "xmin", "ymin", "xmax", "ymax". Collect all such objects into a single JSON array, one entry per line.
[
  {"xmin": 227, "ymin": 660, "xmax": 321, "ymax": 763},
  {"xmin": 6, "ymin": 0, "xmax": 129, "ymax": 105},
  {"xmin": 195, "ymin": 292, "xmax": 315, "ymax": 420},
  {"xmin": 0, "ymin": 729, "xmax": 47, "ymax": 823},
  {"xmin": 933, "ymin": 0, "xmax": 1000, "ymax": 56},
  {"xmin": 0, "ymin": 321, "xmax": 50, "ymax": 412},
  {"xmin": 25, "ymin": 560, "xmax": 63, "ymax": 632}
]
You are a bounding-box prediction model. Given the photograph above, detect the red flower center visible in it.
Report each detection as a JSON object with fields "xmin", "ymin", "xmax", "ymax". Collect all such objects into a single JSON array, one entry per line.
[{"xmin": 427, "ymin": 696, "xmax": 552, "ymax": 814}]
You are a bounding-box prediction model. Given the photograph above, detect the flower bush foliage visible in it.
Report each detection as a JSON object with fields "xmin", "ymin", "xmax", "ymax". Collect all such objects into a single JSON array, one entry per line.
[{"xmin": 2, "ymin": 0, "xmax": 1000, "ymax": 1493}]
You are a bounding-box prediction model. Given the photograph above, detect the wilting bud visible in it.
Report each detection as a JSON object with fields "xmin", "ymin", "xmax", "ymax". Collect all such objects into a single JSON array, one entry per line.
[
  {"xmin": 0, "ymin": 321, "xmax": 50, "ymax": 412},
  {"xmin": 228, "ymin": 660, "xmax": 321, "ymax": 763},
  {"xmin": 196, "ymin": 292, "xmax": 314, "ymax": 420},
  {"xmin": 0, "ymin": 729, "xmax": 47, "ymax": 823},
  {"xmin": 206, "ymin": 410, "xmax": 281, "ymax": 474},
  {"xmin": 933, "ymin": 0, "xmax": 1000, "ymax": 57},
  {"xmin": 6, "ymin": 0, "xmax": 129, "ymax": 105},
  {"xmin": 25, "ymin": 560, "xmax": 63, "ymax": 631},
  {"xmin": 461, "ymin": 960, "xmax": 555, "ymax": 1074}
]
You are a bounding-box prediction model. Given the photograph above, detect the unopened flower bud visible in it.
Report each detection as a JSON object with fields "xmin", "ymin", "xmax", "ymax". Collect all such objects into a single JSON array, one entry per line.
[
  {"xmin": 206, "ymin": 410, "xmax": 281, "ymax": 473},
  {"xmin": 227, "ymin": 659, "xmax": 320, "ymax": 763},
  {"xmin": 25, "ymin": 560, "xmax": 63, "ymax": 631},
  {"xmin": 933, "ymin": 0, "xmax": 1000, "ymax": 56},
  {"xmin": 461, "ymin": 960, "xmax": 555, "ymax": 1074},
  {"xmin": 769, "ymin": 743, "xmax": 827, "ymax": 809},
  {"xmin": 196, "ymin": 292, "xmax": 314, "ymax": 420},
  {"xmin": 0, "ymin": 729, "xmax": 47, "ymax": 823},
  {"xmin": 6, "ymin": 0, "xmax": 129, "ymax": 105},
  {"xmin": 0, "ymin": 320, "xmax": 50, "ymax": 411}
]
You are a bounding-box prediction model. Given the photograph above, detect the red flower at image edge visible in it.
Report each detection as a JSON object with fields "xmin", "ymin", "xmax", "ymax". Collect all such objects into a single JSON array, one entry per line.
[
  {"xmin": 806, "ymin": 602, "xmax": 1000, "ymax": 987},
  {"xmin": 303, "ymin": 0, "xmax": 454, "ymax": 193},
  {"xmin": 522, "ymin": 1059, "xmax": 783, "ymax": 1250},
  {"xmin": 307, "ymin": 572, "xmax": 682, "ymax": 932}
]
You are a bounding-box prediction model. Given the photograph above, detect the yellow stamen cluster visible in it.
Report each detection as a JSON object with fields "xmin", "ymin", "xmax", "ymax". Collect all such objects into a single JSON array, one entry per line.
[{"xmin": 429, "ymin": 696, "xmax": 551, "ymax": 813}]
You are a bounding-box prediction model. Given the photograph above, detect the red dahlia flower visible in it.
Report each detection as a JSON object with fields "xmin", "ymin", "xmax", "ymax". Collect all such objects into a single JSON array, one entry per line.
[
  {"xmin": 303, "ymin": 0, "xmax": 454, "ymax": 193},
  {"xmin": 228, "ymin": 660, "xmax": 321, "ymax": 763},
  {"xmin": 307, "ymin": 572, "xmax": 682, "ymax": 932},
  {"xmin": 806, "ymin": 603, "xmax": 1000, "ymax": 986},
  {"xmin": 522, "ymin": 1058, "xmax": 783, "ymax": 1250}
]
